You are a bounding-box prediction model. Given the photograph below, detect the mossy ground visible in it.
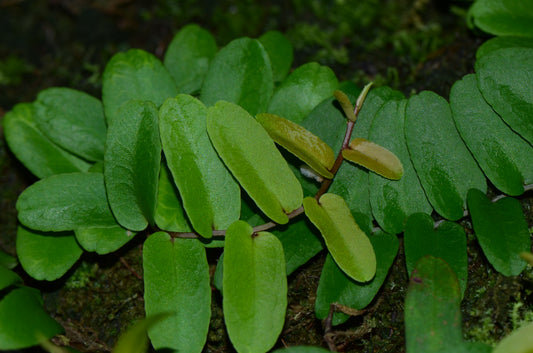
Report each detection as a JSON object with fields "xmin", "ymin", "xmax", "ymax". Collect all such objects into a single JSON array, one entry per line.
[{"xmin": 1, "ymin": 1, "xmax": 532, "ymax": 352}]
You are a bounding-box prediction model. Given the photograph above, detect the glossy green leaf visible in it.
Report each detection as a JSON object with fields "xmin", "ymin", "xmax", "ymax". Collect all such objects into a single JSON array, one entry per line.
[
  {"xmin": 476, "ymin": 36, "xmax": 533, "ymax": 60},
  {"xmin": 303, "ymin": 193, "xmax": 376, "ymax": 282},
  {"xmin": 0, "ymin": 266, "xmax": 21, "ymax": 291},
  {"xmin": 475, "ymin": 47, "xmax": 533, "ymax": 145},
  {"xmin": 256, "ymin": 113, "xmax": 335, "ymax": 179},
  {"xmin": 154, "ymin": 162, "xmax": 192, "ymax": 232},
  {"xmin": 343, "ymin": 138, "xmax": 404, "ymax": 180},
  {"xmin": 493, "ymin": 322, "xmax": 533, "ymax": 353},
  {"xmin": 0, "ymin": 287, "xmax": 63, "ymax": 350},
  {"xmin": 143, "ymin": 232, "xmax": 210, "ymax": 353},
  {"xmin": 467, "ymin": 189, "xmax": 529, "ymax": 276},
  {"xmin": 16, "ymin": 173, "xmax": 117, "ymax": 231},
  {"xmin": 405, "ymin": 256, "xmax": 464, "ymax": 353},
  {"xmin": 404, "ymin": 213, "xmax": 468, "ymax": 297},
  {"xmin": 467, "ymin": 0, "xmax": 533, "ymax": 37},
  {"xmin": 223, "ymin": 221, "xmax": 287, "ymax": 353},
  {"xmin": 164, "ymin": 24, "xmax": 217, "ymax": 94},
  {"xmin": 112, "ymin": 314, "xmax": 170, "ymax": 353},
  {"xmin": 201, "ymin": 37, "xmax": 273, "ymax": 115},
  {"xmin": 368, "ymin": 99, "xmax": 431, "ymax": 234},
  {"xmin": 272, "ymin": 347, "xmax": 331, "ymax": 353},
  {"xmin": 16, "ymin": 226, "xmax": 82, "ymax": 281},
  {"xmin": 267, "ymin": 62, "xmax": 338, "ymax": 123},
  {"xmin": 160, "ymin": 94, "xmax": 240, "ymax": 237},
  {"xmin": 75, "ymin": 226, "xmax": 135, "ymax": 255},
  {"xmin": 450, "ymin": 74, "xmax": 533, "ymax": 195},
  {"xmin": 3, "ymin": 103, "xmax": 90, "ymax": 179},
  {"xmin": 102, "ymin": 49, "xmax": 178, "ymax": 124},
  {"xmin": 104, "ymin": 100, "xmax": 160, "ymax": 231},
  {"xmin": 207, "ymin": 101, "xmax": 303, "ymax": 224},
  {"xmin": 315, "ymin": 231, "xmax": 398, "ymax": 325},
  {"xmin": 405, "ymin": 91, "xmax": 486, "ymax": 220},
  {"xmin": 34, "ymin": 87, "xmax": 106, "ymax": 161},
  {"xmin": 258, "ymin": 30, "xmax": 293, "ymax": 83}
]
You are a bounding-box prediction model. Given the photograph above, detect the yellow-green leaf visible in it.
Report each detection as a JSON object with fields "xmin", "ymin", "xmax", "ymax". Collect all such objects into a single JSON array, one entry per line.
[{"xmin": 342, "ymin": 138, "xmax": 403, "ymax": 180}]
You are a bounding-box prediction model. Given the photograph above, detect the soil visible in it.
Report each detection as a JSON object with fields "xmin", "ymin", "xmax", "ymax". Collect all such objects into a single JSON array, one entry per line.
[{"xmin": 1, "ymin": 1, "xmax": 532, "ymax": 352}]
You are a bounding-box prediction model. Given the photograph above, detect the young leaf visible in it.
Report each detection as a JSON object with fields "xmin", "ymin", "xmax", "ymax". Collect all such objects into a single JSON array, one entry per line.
[
  {"xmin": 159, "ymin": 94, "xmax": 240, "ymax": 237},
  {"xmin": 258, "ymin": 30, "xmax": 293, "ymax": 83},
  {"xmin": 112, "ymin": 314, "xmax": 170, "ymax": 353},
  {"xmin": 34, "ymin": 87, "xmax": 107, "ymax": 162},
  {"xmin": 493, "ymin": 322, "xmax": 533, "ymax": 353},
  {"xmin": 315, "ymin": 231, "xmax": 399, "ymax": 325},
  {"xmin": 467, "ymin": 0, "xmax": 533, "ymax": 37},
  {"xmin": 143, "ymin": 232, "xmax": 210, "ymax": 353},
  {"xmin": 475, "ymin": 47, "xmax": 533, "ymax": 145},
  {"xmin": 164, "ymin": 24, "xmax": 217, "ymax": 94},
  {"xmin": 102, "ymin": 49, "xmax": 178, "ymax": 124},
  {"xmin": 256, "ymin": 113, "xmax": 335, "ymax": 179},
  {"xmin": 467, "ymin": 189, "xmax": 529, "ymax": 276},
  {"xmin": 104, "ymin": 100, "xmax": 160, "ymax": 231},
  {"xmin": 450, "ymin": 74, "xmax": 533, "ymax": 195},
  {"xmin": 223, "ymin": 221, "xmax": 287, "ymax": 353},
  {"xmin": 3, "ymin": 103, "xmax": 91, "ymax": 179},
  {"xmin": 405, "ymin": 91, "xmax": 487, "ymax": 220},
  {"xmin": 16, "ymin": 226, "xmax": 82, "ymax": 281},
  {"xmin": 207, "ymin": 101, "xmax": 303, "ymax": 224},
  {"xmin": 303, "ymin": 193, "xmax": 376, "ymax": 282},
  {"xmin": 74, "ymin": 226, "xmax": 135, "ymax": 255},
  {"xmin": 368, "ymin": 99, "xmax": 432, "ymax": 234},
  {"xmin": 404, "ymin": 213, "xmax": 468, "ymax": 297},
  {"xmin": 267, "ymin": 62, "xmax": 338, "ymax": 123},
  {"xmin": 405, "ymin": 256, "xmax": 464, "ymax": 353},
  {"xmin": 333, "ymin": 89, "xmax": 356, "ymax": 122},
  {"xmin": 16, "ymin": 173, "xmax": 117, "ymax": 231},
  {"xmin": 342, "ymin": 138, "xmax": 404, "ymax": 180},
  {"xmin": 200, "ymin": 37, "xmax": 273, "ymax": 115},
  {"xmin": 0, "ymin": 287, "xmax": 63, "ymax": 350}
]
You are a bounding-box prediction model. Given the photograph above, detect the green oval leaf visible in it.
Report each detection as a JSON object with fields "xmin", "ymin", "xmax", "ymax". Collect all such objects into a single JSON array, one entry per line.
[
  {"xmin": 16, "ymin": 226, "xmax": 82, "ymax": 281},
  {"xmin": 467, "ymin": 0, "xmax": 533, "ymax": 37},
  {"xmin": 0, "ymin": 287, "xmax": 63, "ymax": 350},
  {"xmin": 160, "ymin": 94, "xmax": 240, "ymax": 237},
  {"xmin": 315, "ymin": 231, "xmax": 399, "ymax": 325},
  {"xmin": 405, "ymin": 91, "xmax": 487, "ymax": 220},
  {"xmin": 256, "ymin": 113, "xmax": 335, "ymax": 179},
  {"xmin": 75, "ymin": 226, "xmax": 135, "ymax": 255},
  {"xmin": 207, "ymin": 101, "xmax": 303, "ymax": 224},
  {"xmin": 143, "ymin": 232, "xmax": 211, "ymax": 353},
  {"xmin": 200, "ymin": 37, "xmax": 273, "ymax": 115},
  {"xmin": 16, "ymin": 173, "xmax": 117, "ymax": 231},
  {"xmin": 475, "ymin": 47, "xmax": 533, "ymax": 145},
  {"xmin": 476, "ymin": 36, "xmax": 533, "ymax": 60},
  {"xmin": 164, "ymin": 24, "xmax": 217, "ymax": 94},
  {"xmin": 493, "ymin": 322, "xmax": 533, "ymax": 353},
  {"xmin": 3, "ymin": 103, "xmax": 91, "ymax": 179},
  {"xmin": 467, "ymin": 189, "xmax": 529, "ymax": 276},
  {"xmin": 258, "ymin": 30, "xmax": 293, "ymax": 83},
  {"xmin": 450, "ymin": 74, "xmax": 533, "ymax": 195},
  {"xmin": 223, "ymin": 221, "xmax": 287, "ymax": 353},
  {"xmin": 368, "ymin": 99, "xmax": 432, "ymax": 234},
  {"xmin": 34, "ymin": 87, "xmax": 106, "ymax": 161},
  {"xmin": 303, "ymin": 193, "xmax": 376, "ymax": 282},
  {"xmin": 343, "ymin": 138, "xmax": 404, "ymax": 180},
  {"xmin": 267, "ymin": 62, "xmax": 338, "ymax": 123},
  {"xmin": 104, "ymin": 100, "xmax": 161, "ymax": 231},
  {"xmin": 405, "ymin": 256, "xmax": 464, "ymax": 353},
  {"xmin": 404, "ymin": 213, "xmax": 468, "ymax": 297},
  {"xmin": 102, "ymin": 49, "xmax": 178, "ymax": 124}
]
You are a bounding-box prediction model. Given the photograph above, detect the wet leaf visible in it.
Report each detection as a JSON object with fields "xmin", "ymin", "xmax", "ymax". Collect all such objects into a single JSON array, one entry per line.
[
  {"xmin": 258, "ymin": 30, "xmax": 293, "ymax": 83},
  {"xmin": 34, "ymin": 87, "xmax": 106, "ymax": 161},
  {"xmin": 75, "ymin": 226, "xmax": 135, "ymax": 255},
  {"xmin": 143, "ymin": 232, "xmax": 210, "ymax": 353},
  {"xmin": 207, "ymin": 101, "xmax": 303, "ymax": 224},
  {"xmin": 164, "ymin": 24, "xmax": 217, "ymax": 94},
  {"xmin": 467, "ymin": 189, "xmax": 529, "ymax": 276},
  {"xmin": 343, "ymin": 138, "xmax": 403, "ymax": 180},
  {"xmin": 104, "ymin": 100, "xmax": 160, "ymax": 231},
  {"xmin": 201, "ymin": 37, "xmax": 273, "ymax": 115},
  {"xmin": 303, "ymin": 193, "xmax": 376, "ymax": 282},
  {"xmin": 223, "ymin": 221, "xmax": 287, "ymax": 353},
  {"xmin": 405, "ymin": 91, "xmax": 486, "ymax": 220},
  {"xmin": 450, "ymin": 74, "xmax": 533, "ymax": 195},
  {"xmin": 267, "ymin": 62, "xmax": 338, "ymax": 123},
  {"xmin": 467, "ymin": 0, "xmax": 533, "ymax": 37},
  {"xmin": 256, "ymin": 113, "xmax": 335, "ymax": 178},
  {"xmin": 160, "ymin": 94, "xmax": 240, "ymax": 237},
  {"xmin": 3, "ymin": 103, "xmax": 90, "ymax": 179}
]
